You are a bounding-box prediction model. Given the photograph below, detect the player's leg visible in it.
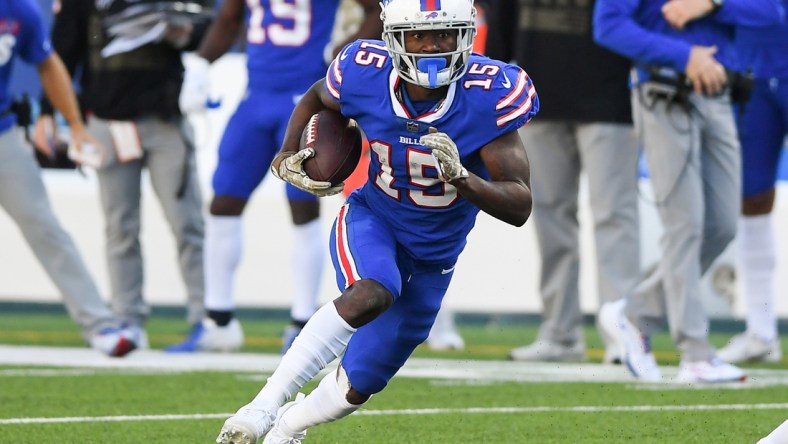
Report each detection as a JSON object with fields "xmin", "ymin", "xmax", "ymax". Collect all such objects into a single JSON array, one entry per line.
[
  {"xmin": 719, "ymin": 81, "xmax": 785, "ymax": 363},
  {"xmin": 217, "ymin": 199, "xmax": 400, "ymax": 443},
  {"xmin": 0, "ymin": 127, "xmax": 136, "ymax": 356},
  {"xmin": 267, "ymin": 255, "xmax": 452, "ymax": 440},
  {"xmin": 510, "ymin": 121, "xmax": 586, "ymax": 362},
  {"xmin": 176, "ymin": 93, "xmax": 279, "ymax": 352},
  {"xmin": 282, "ymin": 188, "xmax": 323, "ymax": 353},
  {"xmin": 578, "ymin": 122, "xmax": 640, "ymax": 364}
]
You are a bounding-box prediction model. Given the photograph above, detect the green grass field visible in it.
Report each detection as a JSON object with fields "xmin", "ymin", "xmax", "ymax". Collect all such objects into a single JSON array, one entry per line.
[{"xmin": 2, "ymin": 310, "xmax": 787, "ymax": 443}]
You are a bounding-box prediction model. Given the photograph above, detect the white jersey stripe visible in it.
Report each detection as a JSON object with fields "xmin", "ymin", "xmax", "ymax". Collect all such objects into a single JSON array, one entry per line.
[
  {"xmin": 496, "ymin": 70, "xmax": 528, "ymax": 111},
  {"xmin": 334, "ymin": 203, "xmax": 361, "ymax": 286},
  {"xmin": 497, "ymin": 85, "xmax": 537, "ymax": 127},
  {"xmin": 325, "ymin": 60, "xmax": 342, "ymax": 100}
]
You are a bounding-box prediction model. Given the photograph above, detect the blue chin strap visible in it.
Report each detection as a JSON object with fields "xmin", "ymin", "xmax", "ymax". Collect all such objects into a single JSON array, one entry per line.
[{"xmin": 417, "ymin": 58, "xmax": 447, "ymax": 88}]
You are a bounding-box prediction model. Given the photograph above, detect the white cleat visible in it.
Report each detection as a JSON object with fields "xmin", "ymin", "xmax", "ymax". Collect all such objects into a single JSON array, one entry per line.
[
  {"xmin": 166, "ymin": 318, "xmax": 244, "ymax": 353},
  {"xmin": 216, "ymin": 403, "xmax": 277, "ymax": 444},
  {"xmin": 262, "ymin": 393, "xmax": 307, "ymax": 444},
  {"xmin": 509, "ymin": 339, "xmax": 586, "ymax": 363},
  {"xmin": 598, "ymin": 299, "xmax": 661, "ymax": 381},
  {"xmin": 717, "ymin": 332, "xmax": 782, "ymax": 363},
  {"xmin": 675, "ymin": 358, "xmax": 746, "ymax": 384}
]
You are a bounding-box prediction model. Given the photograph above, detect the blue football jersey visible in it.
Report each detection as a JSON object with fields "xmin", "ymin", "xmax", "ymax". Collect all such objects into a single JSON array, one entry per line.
[
  {"xmin": 245, "ymin": 0, "xmax": 340, "ymax": 91},
  {"xmin": 0, "ymin": 0, "xmax": 51, "ymax": 132},
  {"xmin": 326, "ymin": 39, "xmax": 539, "ymax": 262}
]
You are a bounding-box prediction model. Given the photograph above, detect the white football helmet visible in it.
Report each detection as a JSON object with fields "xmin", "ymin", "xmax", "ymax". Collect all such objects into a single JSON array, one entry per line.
[{"xmin": 380, "ymin": 0, "xmax": 476, "ymax": 89}]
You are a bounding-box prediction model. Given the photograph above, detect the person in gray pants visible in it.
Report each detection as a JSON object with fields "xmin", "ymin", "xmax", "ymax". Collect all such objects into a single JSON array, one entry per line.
[
  {"xmin": 594, "ymin": 0, "xmax": 784, "ymax": 383},
  {"xmin": 1, "ymin": 0, "xmax": 136, "ymax": 357},
  {"xmin": 494, "ymin": 0, "xmax": 640, "ymax": 364},
  {"xmin": 36, "ymin": 0, "xmax": 211, "ymax": 350}
]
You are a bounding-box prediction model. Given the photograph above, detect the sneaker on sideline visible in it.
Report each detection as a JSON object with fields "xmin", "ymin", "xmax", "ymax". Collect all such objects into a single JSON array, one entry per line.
[
  {"xmin": 121, "ymin": 323, "xmax": 149, "ymax": 349},
  {"xmin": 281, "ymin": 324, "xmax": 302, "ymax": 355},
  {"xmin": 426, "ymin": 307, "xmax": 465, "ymax": 351},
  {"xmin": 597, "ymin": 306, "xmax": 622, "ymax": 364},
  {"xmin": 216, "ymin": 402, "xmax": 277, "ymax": 444},
  {"xmin": 165, "ymin": 318, "xmax": 244, "ymax": 353},
  {"xmin": 598, "ymin": 299, "xmax": 661, "ymax": 381},
  {"xmin": 717, "ymin": 332, "xmax": 782, "ymax": 363},
  {"xmin": 675, "ymin": 358, "xmax": 746, "ymax": 383},
  {"xmin": 89, "ymin": 327, "xmax": 137, "ymax": 357},
  {"xmin": 603, "ymin": 346, "xmax": 622, "ymax": 365},
  {"xmin": 262, "ymin": 393, "xmax": 307, "ymax": 444},
  {"xmin": 509, "ymin": 338, "xmax": 585, "ymax": 362},
  {"xmin": 426, "ymin": 327, "xmax": 465, "ymax": 351}
]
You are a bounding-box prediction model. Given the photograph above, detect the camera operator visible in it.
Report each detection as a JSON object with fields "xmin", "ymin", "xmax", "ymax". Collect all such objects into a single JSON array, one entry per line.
[
  {"xmin": 593, "ymin": 0, "xmax": 785, "ymax": 383},
  {"xmin": 34, "ymin": 0, "xmax": 214, "ymax": 349}
]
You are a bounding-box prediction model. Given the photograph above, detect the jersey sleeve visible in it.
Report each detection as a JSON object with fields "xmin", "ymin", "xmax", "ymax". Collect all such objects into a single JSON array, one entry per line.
[
  {"xmin": 16, "ymin": 0, "xmax": 52, "ymax": 66},
  {"xmin": 493, "ymin": 64, "xmax": 539, "ymax": 132},
  {"xmin": 324, "ymin": 40, "xmax": 361, "ymax": 104}
]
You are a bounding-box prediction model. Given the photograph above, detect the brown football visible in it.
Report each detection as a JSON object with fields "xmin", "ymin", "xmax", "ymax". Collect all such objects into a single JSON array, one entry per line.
[{"xmin": 300, "ymin": 110, "xmax": 363, "ymax": 186}]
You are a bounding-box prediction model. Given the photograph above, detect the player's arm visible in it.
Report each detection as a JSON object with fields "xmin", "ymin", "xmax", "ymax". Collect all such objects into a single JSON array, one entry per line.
[
  {"xmin": 36, "ymin": 53, "xmax": 100, "ymax": 156},
  {"xmin": 421, "ymin": 129, "xmax": 532, "ymax": 227},
  {"xmin": 196, "ymin": 0, "xmax": 245, "ymax": 62},
  {"xmin": 179, "ymin": 0, "xmax": 244, "ymax": 114},
  {"xmin": 277, "ymin": 79, "xmax": 341, "ymax": 156},
  {"xmin": 270, "ymin": 79, "xmax": 343, "ymax": 197}
]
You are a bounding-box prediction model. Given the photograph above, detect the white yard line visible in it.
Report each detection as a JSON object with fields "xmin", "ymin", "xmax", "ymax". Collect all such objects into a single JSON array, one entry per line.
[
  {"xmin": 4, "ymin": 403, "xmax": 788, "ymax": 425},
  {"xmin": 2, "ymin": 345, "xmax": 788, "ymax": 427}
]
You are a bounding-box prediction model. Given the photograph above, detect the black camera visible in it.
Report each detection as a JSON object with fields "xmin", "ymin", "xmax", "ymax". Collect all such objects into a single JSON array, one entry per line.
[
  {"xmin": 644, "ymin": 65, "xmax": 692, "ymax": 106},
  {"xmin": 729, "ymin": 70, "xmax": 754, "ymax": 105}
]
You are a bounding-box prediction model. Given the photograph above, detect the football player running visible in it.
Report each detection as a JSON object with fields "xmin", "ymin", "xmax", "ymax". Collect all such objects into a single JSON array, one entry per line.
[{"xmin": 216, "ymin": 0, "xmax": 538, "ymax": 442}]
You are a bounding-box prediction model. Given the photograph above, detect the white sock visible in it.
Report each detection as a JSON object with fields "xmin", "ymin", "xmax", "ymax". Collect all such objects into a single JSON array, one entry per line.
[
  {"xmin": 278, "ymin": 368, "xmax": 361, "ymax": 436},
  {"xmin": 758, "ymin": 419, "xmax": 788, "ymax": 444},
  {"xmin": 740, "ymin": 215, "xmax": 777, "ymax": 342},
  {"xmin": 252, "ymin": 302, "xmax": 355, "ymax": 407},
  {"xmin": 204, "ymin": 215, "xmax": 243, "ymax": 311},
  {"xmin": 290, "ymin": 219, "xmax": 324, "ymax": 322}
]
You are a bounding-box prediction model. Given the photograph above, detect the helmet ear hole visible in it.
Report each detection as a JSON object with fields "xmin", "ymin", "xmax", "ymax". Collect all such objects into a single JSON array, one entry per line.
[{"xmin": 381, "ymin": 0, "xmax": 477, "ymax": 88}]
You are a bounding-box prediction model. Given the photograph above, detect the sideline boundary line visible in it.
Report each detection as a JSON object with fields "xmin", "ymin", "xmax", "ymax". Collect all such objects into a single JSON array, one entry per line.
[{"xmin": 3, "ymin": 345, "xmax": 788, "ymax": 386}]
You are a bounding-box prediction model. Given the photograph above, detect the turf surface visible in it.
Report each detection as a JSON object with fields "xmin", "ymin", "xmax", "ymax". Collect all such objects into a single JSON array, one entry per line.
[{"xmin": 1, "ymin": 311, "xmax": 787, "ymax": 443}]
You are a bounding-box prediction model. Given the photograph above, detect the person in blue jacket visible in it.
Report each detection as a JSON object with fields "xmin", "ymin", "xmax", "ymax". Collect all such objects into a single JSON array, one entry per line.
[
  {"xmin": 718, "ymin": 1, "xmax": 788, "ymax": 364},
  {"xmin": 593, "ymin": 0, "xmax": 785, "ymax": 383}
]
